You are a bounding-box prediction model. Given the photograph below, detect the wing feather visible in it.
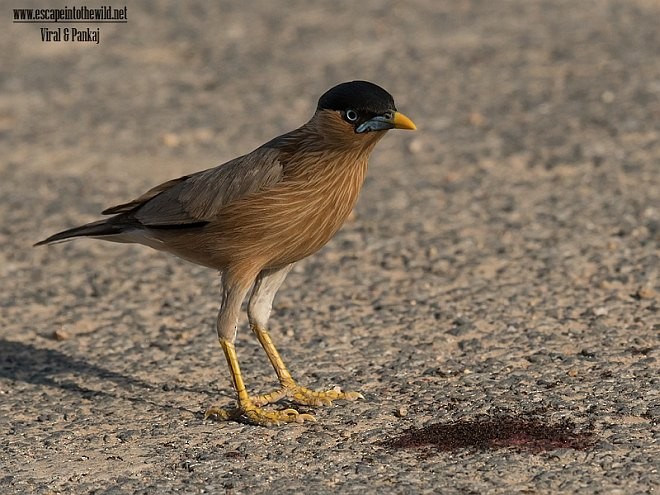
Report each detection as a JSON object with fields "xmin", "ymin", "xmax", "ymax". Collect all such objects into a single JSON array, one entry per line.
[
  {"xmin": 105, "ymin": 146, "xmax": 284, "ymax": 227},
  {"xmin": 102, "ymin": 176, "xmax": 191, "ymax": 215}
]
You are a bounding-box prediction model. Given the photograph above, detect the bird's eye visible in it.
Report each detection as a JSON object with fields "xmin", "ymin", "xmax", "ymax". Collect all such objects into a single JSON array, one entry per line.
[
  {"xmin": 383, "ymin": 111, "xmax": 394, "ymax": 120},
  {"xmin": 345, "ymin": 109, "xmax": 358, "ymax": 122}
]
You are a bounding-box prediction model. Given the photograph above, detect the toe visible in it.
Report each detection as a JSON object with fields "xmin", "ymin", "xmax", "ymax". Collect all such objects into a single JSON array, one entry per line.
[
  {"xmin": 287, "ymin": 385, "xmax": 363, "ymax": 407},
  {"xmin": 204, "ymin": 406, "xmax": 240, "ymax": 421},
  {"xmin": 296, "ymin": 413, "xmax": 317, "ymax": 423},
  {"xmin": 343, "ymin": 391, "xmax": 364, "ymax": 401},
  {"xmin": 244, "ymin": 406, "xmax": 314, "ymax": 426}
]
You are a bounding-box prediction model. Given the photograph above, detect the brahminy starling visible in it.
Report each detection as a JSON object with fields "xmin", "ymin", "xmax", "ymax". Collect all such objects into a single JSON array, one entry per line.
[{"xmin": 36, "ymin": 80, "xmax": 416, "ymax": 425}]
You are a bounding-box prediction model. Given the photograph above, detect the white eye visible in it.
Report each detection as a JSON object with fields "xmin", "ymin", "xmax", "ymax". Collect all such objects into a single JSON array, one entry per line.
[{"xmin": 345, "ymin": 109, "xmax": 358, "ymax": 122}]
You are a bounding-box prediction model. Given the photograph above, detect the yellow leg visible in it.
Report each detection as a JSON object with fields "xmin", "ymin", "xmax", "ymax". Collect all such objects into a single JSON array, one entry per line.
[
  {"xmin": 251, "ymin": 324, "xmax": 364, "ymax": 407},
  {"xmin": 204, "ymin": 340, "xmax": 316, "ymax": 426}
]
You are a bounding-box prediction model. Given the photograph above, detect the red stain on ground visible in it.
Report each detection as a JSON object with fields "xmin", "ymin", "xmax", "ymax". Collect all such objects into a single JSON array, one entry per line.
[{"xmin": 384, "ymin": 414, "xmax": 595, "ymax": 454}]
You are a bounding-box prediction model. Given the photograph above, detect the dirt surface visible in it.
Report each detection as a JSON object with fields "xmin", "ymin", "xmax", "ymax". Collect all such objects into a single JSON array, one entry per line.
[{"xmin": 2, "ymin": 1, "xmax": 659, "ymax": 493}]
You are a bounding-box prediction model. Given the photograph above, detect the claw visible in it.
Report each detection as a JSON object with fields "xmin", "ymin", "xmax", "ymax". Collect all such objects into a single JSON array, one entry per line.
[
  {"xmin": 211, "ymin": 339, "xmax": 357, "ymax": 426},
  {"xmin": 296, "ymin": 413, "xmax": 317, "ymax": 423},
  {"xmin": 205, "ymin": 402, "xmax": 316, "ymax": 426},
  {"xmin": 254, "ymin": 383, "xmax": 364, "ymax": 407},
  {"xmin": 345, "ymin": 391, "xmax": 365, "ymax": 401},
  {"xmin": 204, "ymin": 406, "xmax": 240, "ymax": 421}
]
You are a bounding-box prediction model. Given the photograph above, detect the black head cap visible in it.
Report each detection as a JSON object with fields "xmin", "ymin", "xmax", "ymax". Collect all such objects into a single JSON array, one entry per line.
[{"xmin": 317, "ymin": 81, "xmax": 396, "ymax": 114}]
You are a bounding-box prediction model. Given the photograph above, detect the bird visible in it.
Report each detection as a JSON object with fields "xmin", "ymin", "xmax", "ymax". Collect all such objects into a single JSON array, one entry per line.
[{"xmin": 36, "ymin": 80, "xmax": 416, "ymax": 425}]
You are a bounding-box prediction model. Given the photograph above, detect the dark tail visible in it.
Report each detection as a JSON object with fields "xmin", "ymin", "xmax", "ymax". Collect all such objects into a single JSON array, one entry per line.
[{"xmin": 34, "ymin": 220, "xmax": 125, "ymax": 246}]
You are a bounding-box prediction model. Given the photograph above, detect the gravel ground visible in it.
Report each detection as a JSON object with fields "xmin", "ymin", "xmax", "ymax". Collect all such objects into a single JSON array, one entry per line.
[{"xmin": 1, "ymin": 1, "xmax": 659, "ymax": 493}]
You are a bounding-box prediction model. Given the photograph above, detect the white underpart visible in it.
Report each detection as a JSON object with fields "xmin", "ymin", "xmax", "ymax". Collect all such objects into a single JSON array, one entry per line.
[
  {"xmin": 216, "ymin": 280, "xmax": 252, "ymax": 342},
  {"xmin": 247, "ymin": 265, "xmax": 293, "ymax": 329}
]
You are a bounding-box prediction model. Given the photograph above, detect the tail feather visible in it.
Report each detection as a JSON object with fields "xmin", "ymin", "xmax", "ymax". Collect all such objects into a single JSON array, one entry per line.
[{"xmin": 34, "ymin": 220, "xmax": 125, "ymax": 246}]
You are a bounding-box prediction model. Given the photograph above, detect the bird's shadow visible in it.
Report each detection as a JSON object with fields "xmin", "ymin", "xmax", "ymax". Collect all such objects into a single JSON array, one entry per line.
[{"xmin": 0, "ymin": 338, "xmax": 223, "ymax": 416}]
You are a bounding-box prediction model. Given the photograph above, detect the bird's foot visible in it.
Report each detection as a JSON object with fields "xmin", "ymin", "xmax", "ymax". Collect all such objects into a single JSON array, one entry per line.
[
  {"xmin": 253, "ymin": 383, "xmax": 364, "ymax": 407},
  {"xmin": 204, "ymin": 400, "xmax": 316, "ymax": 426}
]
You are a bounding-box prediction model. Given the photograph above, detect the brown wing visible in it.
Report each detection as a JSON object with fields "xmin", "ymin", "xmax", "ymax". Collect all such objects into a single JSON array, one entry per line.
[
  {"xmin": 102, "ymin": 176, "xmax": 192, "ymax": 215},
  {"xmin": 103, "ymin": 146, "xmax": 284, "ymax": 227}
]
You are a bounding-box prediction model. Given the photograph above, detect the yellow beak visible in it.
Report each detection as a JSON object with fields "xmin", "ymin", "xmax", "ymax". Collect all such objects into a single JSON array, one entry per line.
[{"xmin": 392, "ymin": 111, "xmax": 417, "ymax": 130}]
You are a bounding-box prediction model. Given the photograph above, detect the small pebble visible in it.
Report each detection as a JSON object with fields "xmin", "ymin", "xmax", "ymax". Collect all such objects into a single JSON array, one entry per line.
[
  {"xmin": 601, "ymin": 90, "xmax": 615, "ymax": 103},
  {"xmin": 52, "ymin": 329, "xmax": 70, "ymax": 341},
  {"xmin": 635, "ymin": 287, "xmax": 656, "ymax": 300},
  {"xmin": 408, "ymin": 138, "xmax": 424, "ymax": 154},
  {"xmin": 162, "ymin": 132, "xmax": 181, "ymax": 148}
]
